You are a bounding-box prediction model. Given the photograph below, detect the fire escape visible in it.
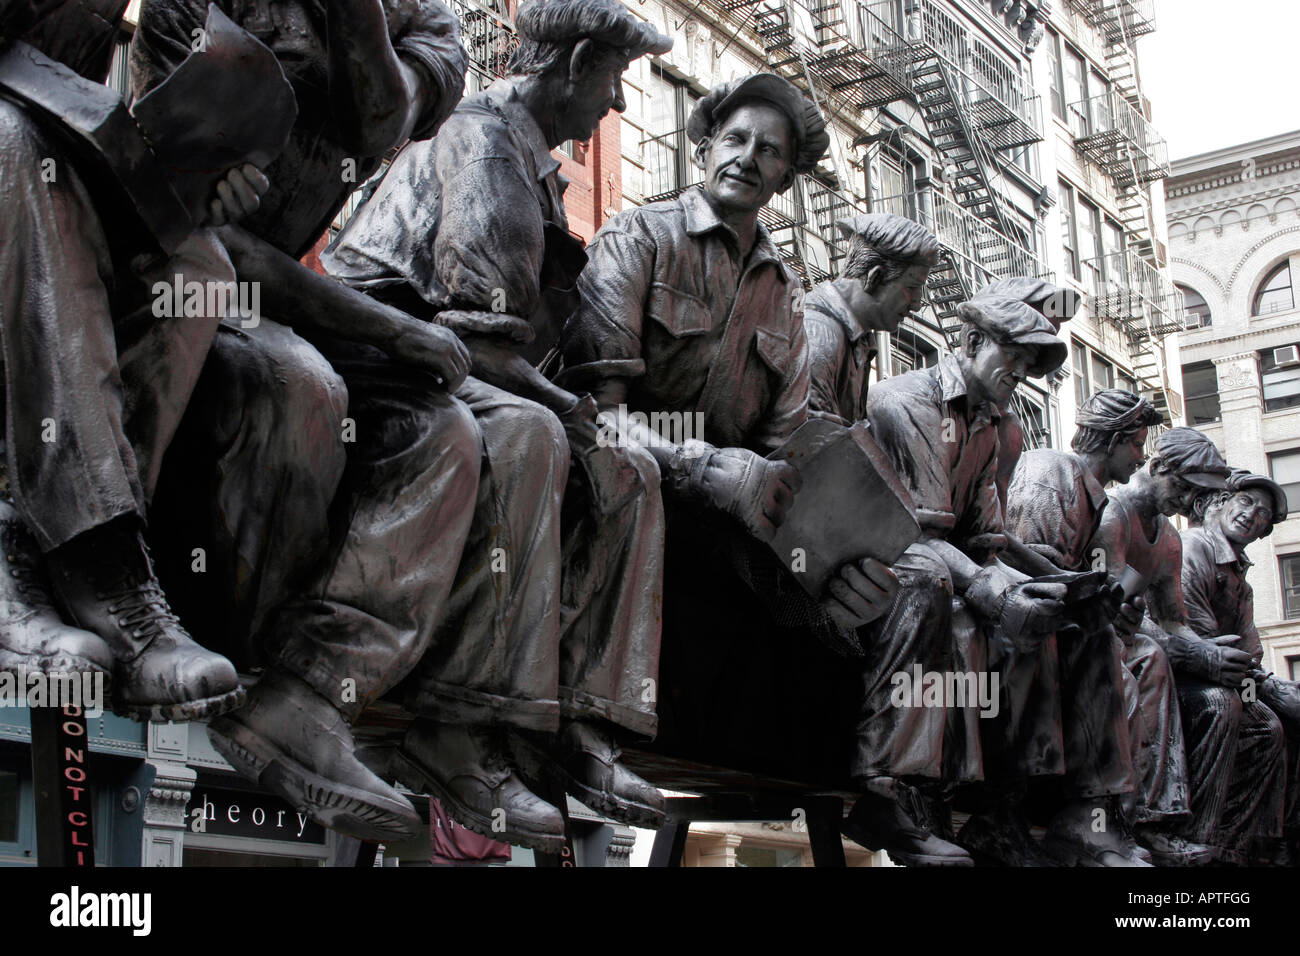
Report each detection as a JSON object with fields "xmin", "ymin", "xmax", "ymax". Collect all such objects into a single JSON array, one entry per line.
[{"xmin": 1064, "ymin": 0, "xmax": 1181, "ymax": 422}]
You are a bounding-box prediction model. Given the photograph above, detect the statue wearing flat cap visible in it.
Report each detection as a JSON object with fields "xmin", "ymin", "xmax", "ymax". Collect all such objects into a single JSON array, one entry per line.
[
  {"xmin": 804, "ymin": 213, "xmax": 940, "ymax": 425},
  {"xmin": 834, "ymin": 294, "xmax": 1075, "ymax": 865},
  {"xmin": 1178, "ymin": 469, "xmax": 1292, "ymax": 863},
  {"xmin": 1086, "ymin": 427, "xmax": 1280, "ymax": 864},
  {"xmin": 323, "ymin": 0, "xmax": 673, "ymax": 851}
]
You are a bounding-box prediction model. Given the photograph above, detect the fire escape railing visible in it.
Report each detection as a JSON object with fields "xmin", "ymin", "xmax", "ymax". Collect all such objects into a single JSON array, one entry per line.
[
  {"xmin": 1066, "ymin": 0, "xmax": 1157, "ymax": 45},
  {"xmin": 450, "ymin": 0, "xmax": 518, "ymax": 91},
  {"xmin": 1084, "ymin": 250, "xmax": 1183, "ymax": 342},
  {"xmin": 1070, "ymin": 89, "xmax": 1170, "ymax": 189}
]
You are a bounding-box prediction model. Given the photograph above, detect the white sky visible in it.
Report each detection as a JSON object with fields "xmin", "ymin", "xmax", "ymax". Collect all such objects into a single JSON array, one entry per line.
[{"xmin": 1139, "ymin": 0, "xmax": 1300, "ymax": 161}]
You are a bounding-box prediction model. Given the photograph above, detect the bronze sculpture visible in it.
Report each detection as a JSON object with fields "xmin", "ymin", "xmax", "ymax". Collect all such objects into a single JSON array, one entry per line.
[
  {"xmin": 804, "ymin": 213, "xmax": 940, "ymax": 424},
  {"xmin": 0, "ymin": 0, "xmax": 294, "ymax": 720},
  {"xmin": 323, "ymin": 0, "xmax": 673, "ymax": 848},
  {"xmin": 1180, "ymin": 470, "xmax": 1290, "ymax": 863}
]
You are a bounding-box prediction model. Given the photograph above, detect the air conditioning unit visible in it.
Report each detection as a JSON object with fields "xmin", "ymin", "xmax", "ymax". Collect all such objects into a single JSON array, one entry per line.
[{"xmin": 1274, "ymin": 345, "xmax": 1300, "ymax": 368}]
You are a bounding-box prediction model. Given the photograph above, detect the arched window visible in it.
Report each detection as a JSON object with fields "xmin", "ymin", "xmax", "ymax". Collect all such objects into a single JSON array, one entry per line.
[
  {"xmin": 1254, "ymin": 260, "xmax": 1295, "ymax": 316},
  {"xmin": 1176, "ymin": 284, "xmax": 1211, "ymax": 328}
]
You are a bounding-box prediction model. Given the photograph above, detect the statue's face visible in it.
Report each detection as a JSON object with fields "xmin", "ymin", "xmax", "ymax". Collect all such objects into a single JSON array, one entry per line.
[
  {"xmin": 558, "ymin": 48, "xmax": 630, "ymax": 143},
  {"xmin": 1105, "ymin": 426, "xmax": 1149, "ymax": 484},
  {"xmin": 849, "ymin": 264, "xmax": 930, "ymax": 333},
  {"xmin": 701, "ymin": 103, "xmax": 796, "ymax": 215},
  {"xmin": 1216, "ymin": 488, "xmax": 1274, "ymax": 546},
  {"xmin": 964, "ymin": 333, "xmax": 1035, "ymax": 407},
  {"xmin": 1149, "ymin": 465, "xmax": 1199, "ymax": 517}
]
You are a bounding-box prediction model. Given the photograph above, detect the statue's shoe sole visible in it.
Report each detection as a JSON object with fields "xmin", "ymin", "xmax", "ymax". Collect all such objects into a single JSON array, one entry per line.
[
  {"xmin": 391, "ymin": 748, "xmax": 566, "ymax": 855},
  {"xmin": 842, "ymin": 821, "xmax": 974, "ymax": 867},
  {"xmin": 554, "ymin": 767, "xmax": 665, "ymax": 829},
  {"xmin": 1043, "ymin": 835, "xmax": 1151, "ymax": 867},
  {"xmin": 208, "ymin": 716, "xmax": 420, "ymax": 843},
  {"xmin": 120, "ymin": 684, "xmax": 246, "ymax": 723}
]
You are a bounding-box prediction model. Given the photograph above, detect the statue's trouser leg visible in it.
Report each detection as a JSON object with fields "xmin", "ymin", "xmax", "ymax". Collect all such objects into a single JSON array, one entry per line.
[
  {"xmin": 149, "ymin": 317, "xmax": 348, "ymax": 659},
  {"xmin": 402, "ymin": 376, "xmax": 565, "ymax": 732},
  {"xmin": 556, "ymin": 441, "xmax": 663, "ymax": 739},
  {"xmin": 944, "ymin": 598, "xmax": 986, "ymax": 786},
  {"xmin": 1218, "ymin": 702, "xmax": 1286, "ymax": 861},
  {"xmin": 851, "ymin": 541, "xmax": 957, "ymax": 783},
  {"xmin": 984, "ymin": 625, "xmax": 1134, "ymax": 798},
  {"xmin": 0, "ymin": 101, "xmax": 135, "ymax": 546},
  {"xmin": 1173, "ymin": 677, "xmax": 1241, "ymax": 845},
  {"xmin": 264, "ymin": 347, "xmax": 481, "ymax": 719},
  {"xmin": 1285, "ymin": 721, "xmax": 1300, "ymax": 838},
  {"xmin": 1123, "ymin": 632, "xmax": 1190, "ymax": 823}
]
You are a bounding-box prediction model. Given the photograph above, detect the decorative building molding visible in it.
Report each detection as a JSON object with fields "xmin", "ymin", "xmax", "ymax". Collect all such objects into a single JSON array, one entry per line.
[
  {"xmin": 1169, "ymin": 256, "xmax": 1228, "ymax": 296},
  {"xmin": 1213, "ymin": 353, "xmax": 1257, "ymax": 391},
  {"xmin": 1228, "ymin": 226, "xmax": 1300, "ymax": 291}
]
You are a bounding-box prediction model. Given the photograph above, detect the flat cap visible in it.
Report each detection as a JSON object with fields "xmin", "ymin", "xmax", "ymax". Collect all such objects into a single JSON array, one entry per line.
[
  {"xmin": 687, "ymin": 73, "xmax": 829, "ymax": 174},
  {"xmin": 1154, "ymin": 427, "xmax": 1230, "ymax": 489},
  {"xmin": 514, "ymin": 0, "xmax": 672, "ymax": 57},
  {"xmin": 977, "ymin": 276, "xmax": 1082, "ymax": 330},
  {"xmin": 958, "ymin": 294, "xmax": 1068, "ymax": 378},
  {"xmin": 1226, "ymin": 469, "xmax": 1289, "ymax": 524},
  {"xmin": 835, "ymin": 212, "xmax": 941, "ymax": 266}
]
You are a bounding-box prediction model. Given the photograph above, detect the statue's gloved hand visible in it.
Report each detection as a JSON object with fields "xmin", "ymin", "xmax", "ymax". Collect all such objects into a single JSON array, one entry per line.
[
  {"xmin": 966, "ymin": 566, "xmax": 1065, "ymax": 651},
  {"xmin": 679, "ymin": 447, "xmax": 801, "ymax": 541},
  {"xmin": 821, "ymin": 558, "xmax": 898, "ymax": 630},
  {"xmin": 1202, "ymin": 635, "xmax": 1254, "ymax": 689},
  {"xmin": 386, "ymin": 321, "xmax": 471, "ymax": 390},
  {"xmin": 559, "ymin": 395, "xmax": 643, "ymax": 516},
  {"xmin": 1112, "ymin": 595, "xmax": 1146, "ymax": 648},
  {"xmin": 205, "ymin": 164, "xmax": 269, "ymax": 227}
]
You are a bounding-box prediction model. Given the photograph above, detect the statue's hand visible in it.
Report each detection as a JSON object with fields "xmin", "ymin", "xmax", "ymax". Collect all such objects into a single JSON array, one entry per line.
[
  {"xmin": 387, "ymin": 322, "xmax": 471, "ymax": 390},
  {"xmin": 1112, "ymin": 596, "xmax": 1145, "ymax": 647},
  {"xmin": 1206, "ymin": 635, "xmax": 1253, "ymax": 689},
  {"xmin": 686, "ymin": 448, "xmax": 801, "ymax": 541},
  {"xmin": 559, "ymin": 396, "xmax": 644, "ymax": 515},
  {"xmin": 822, "ymin": 558, "xmax": 898, "ymax": 630},
  {"xmin": 205, "ymin": 164, "xmax": 269, "ymax": 227},
  {"xmin": 999, "ymin": 580, "xmax": 1068, "ymax": 649}
]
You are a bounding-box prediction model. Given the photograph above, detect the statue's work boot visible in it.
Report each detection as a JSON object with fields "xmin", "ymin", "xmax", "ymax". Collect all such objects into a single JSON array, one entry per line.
[
  {"xmin": 0, "ymin": 502, "xmax": 113, "ymax": 680},
  {"xmin": 551, "ymin": 720, "xmax": 665, "ymax": 828},
  {"xmin": 958, "ymin": 805, "xmax": 1055, "ymax": 867},
  {"xmin": 1135, "ymin": 828, "xmax": 1215, "ymax": 866},
  {"xmin": 46, "ymin": 517, "xmax": 243, "ymax": 722},
  {"xmin": 843, "ymin": 783, "xmax": 973, "ymax": 867},
  {"xmin": 209, "ymin": 670, "xmax": 420, "ymax": 841},
  {"xmin": 394, "ymin": 719, "xmax": 566, "ymax": 853},
  {"xmin": 1042, "ymin": 804, "xmax": 1151, "ymax": 867}
]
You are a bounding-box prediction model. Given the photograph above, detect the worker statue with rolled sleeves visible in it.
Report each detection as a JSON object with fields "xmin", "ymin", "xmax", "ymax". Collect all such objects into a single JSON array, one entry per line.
[
  {"xmin": 559, "ymin": 73, "xmax": 895, "ymax": 635},
  {"xmin": 840, "ymin": 294, "xmax": 1074, "ymax": 866}
]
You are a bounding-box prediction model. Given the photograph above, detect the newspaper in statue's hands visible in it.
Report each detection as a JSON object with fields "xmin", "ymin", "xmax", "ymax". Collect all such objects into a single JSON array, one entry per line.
[{"xmin": 766, "ymin": 418, "xmax": 920, "ymax": 598}]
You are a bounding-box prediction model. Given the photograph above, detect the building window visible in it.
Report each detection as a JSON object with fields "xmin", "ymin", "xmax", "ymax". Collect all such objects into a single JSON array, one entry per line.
[
  {"xmin": 1253, "ymin": 260, "xmax": 1295, "ymax": 316},
  {"xmin": 1177, "ymin": 284, "xmax": 1212, "ymax": 328},
  {"xmin": 1270, "ymin": 450, "xmax": 1300, "ymax": 517},
  {"xmin": 1261, "ymin": 345, "xmax": 1300, "ymax": 412},
  {"xmin": 639, "ymin": 66, "xmax": 702, "ymax": 201},
  {"xmin": 1281, "ymin": 554, "xmax": 1300, "ymax": 620},
  {"xmin": 1072, "ymin": 339, "xmax": 1089, "ymax": 407},
  {"xmin": 1062, "ymin": 44, "xmax": 1088, "ymax": 137},
  {"xmin": 1289, "ymin": 655, "xmax": 1300, "ymax": 681},
  {"xmin": 1077, "ymin": 197, "xmax": 1103, "ymax": 296},
  {"xmin": 1060, "ymin": 180, "xmax": 1078, "ymax": 280},
  {"xmin": 1046, "ymin": 28, "xmax": 1065, "ymax": 121},
  {"xmin": 1181, "ymin": 361, "xmax": 1221, "ymax": 424},
  {"xmin": 890, "ymin": 327, "xmax": 939, "ymax": 377}
]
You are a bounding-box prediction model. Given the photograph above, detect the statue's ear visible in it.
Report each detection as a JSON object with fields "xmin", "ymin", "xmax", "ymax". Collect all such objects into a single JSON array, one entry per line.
[
  {"xmin": 691, "ymin": 137, "xmax": 710, "ymax": 171},
  {"xmin": 864, "ymin": 264, "xmax": 887, "ymax": 294},
  {"xmin": 569, "ymin": 37, "xmax": 598, "ymax": 80}
]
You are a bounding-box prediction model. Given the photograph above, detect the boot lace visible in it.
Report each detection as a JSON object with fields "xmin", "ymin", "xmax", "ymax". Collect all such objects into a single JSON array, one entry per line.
[{"xmin": 2, "ymin": 517, "xmax": 58, "ymax": 610}]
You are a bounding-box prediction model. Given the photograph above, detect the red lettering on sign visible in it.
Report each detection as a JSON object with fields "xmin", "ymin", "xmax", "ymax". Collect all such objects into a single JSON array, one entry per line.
[{"xmin": 64, "ymin": 766, "xmax": 86, "ymax": 783}]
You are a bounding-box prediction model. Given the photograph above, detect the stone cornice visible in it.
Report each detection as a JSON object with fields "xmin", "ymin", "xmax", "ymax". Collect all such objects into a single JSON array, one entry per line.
[
  {"xmin": 1181, "ymin": 318, "xmax": 1300, "ymax": 357},
  {"xmin": 1167, "ymin": 182, "xmax": 1300, "ymax": 223}
]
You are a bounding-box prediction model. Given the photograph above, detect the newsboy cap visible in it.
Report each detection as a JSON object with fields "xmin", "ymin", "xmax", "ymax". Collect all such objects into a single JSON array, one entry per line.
[
  {"xmin": 977, "ymin": 276, "xmax": 1082, "ymax": 330},
  {"xmin": 686, "ymin": 73, "xmax": 829, "ymax": 174},
  {"xmin": 514, "ymin": 0, "xmax": 673, "ymax": 58},
  {"xmin": 958, "ymin": 294, "xmax": 1068, "ymax": 378}
]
